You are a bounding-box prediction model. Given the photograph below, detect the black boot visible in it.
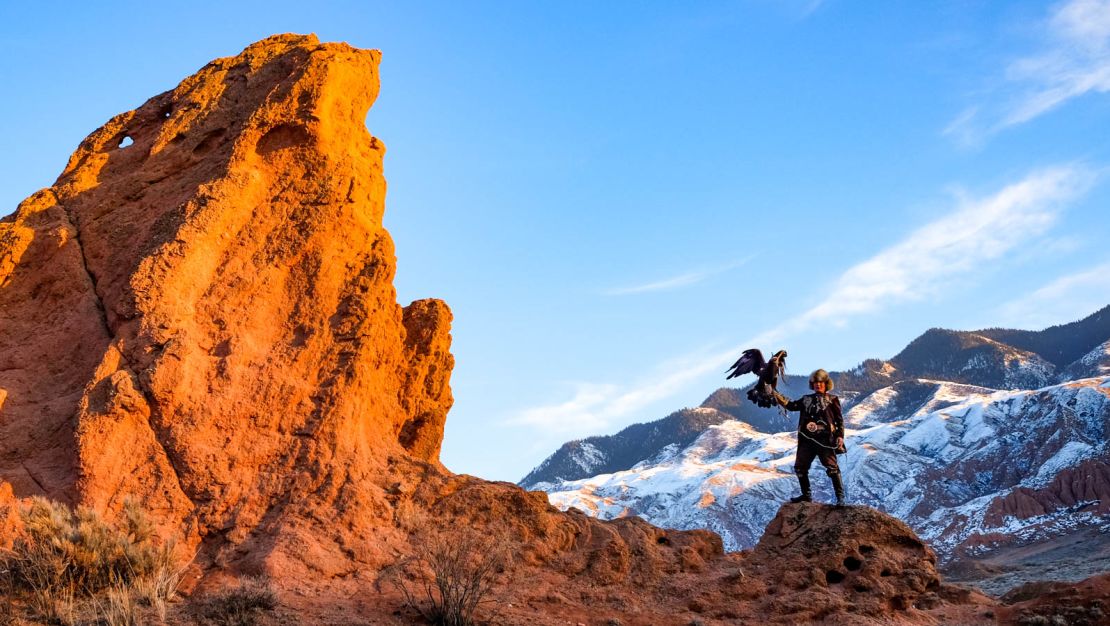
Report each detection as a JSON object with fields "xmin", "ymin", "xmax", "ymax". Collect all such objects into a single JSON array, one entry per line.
[
  {"xmin": 830, "ymin": 472, "xmax": 845, "ymax": 507},
  {"xmin": 789, "ymin": 472, "xmax": 811, "ymax": 503}
]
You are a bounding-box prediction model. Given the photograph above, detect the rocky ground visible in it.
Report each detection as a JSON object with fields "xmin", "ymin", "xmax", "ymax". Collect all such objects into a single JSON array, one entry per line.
[{"xmin": 944, "ymin": 526, "xmax": 1110, "ymax": 597}]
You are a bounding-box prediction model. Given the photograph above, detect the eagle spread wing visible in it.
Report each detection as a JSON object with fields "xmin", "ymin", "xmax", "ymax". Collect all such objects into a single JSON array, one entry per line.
[
  {"xmin": 725, "ymin": 348, "xmax": 765, "ymax": 380},
  {"xmin": 726, "ymin": 348, "xmax": 789, "ymax": 409}
]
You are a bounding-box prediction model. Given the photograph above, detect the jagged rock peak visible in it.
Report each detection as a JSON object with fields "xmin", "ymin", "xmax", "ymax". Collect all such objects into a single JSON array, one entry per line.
[{"xmin": 0, "ymin": 34, "xmax": 453, "ymax": 558}]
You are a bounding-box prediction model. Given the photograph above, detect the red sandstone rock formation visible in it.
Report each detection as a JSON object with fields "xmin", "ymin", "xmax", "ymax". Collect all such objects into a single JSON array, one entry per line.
[
  {"xmin": 997, "ymin": 573, "xmax": 1110, "ymax": 626},
  {"xmin": 983, "ymin": 457, "xmax": 1110, "ymax": 525},
  {"xmin": 0, "ymin": 34, "xmax": 452, "ymax": 557},
  {"xmin": 744, "ymin": 503, "xmax": 976, "ymax": 622},
  {"xmin": 383, "ymin": 477, "xmax": 996, "ymax": 625}
]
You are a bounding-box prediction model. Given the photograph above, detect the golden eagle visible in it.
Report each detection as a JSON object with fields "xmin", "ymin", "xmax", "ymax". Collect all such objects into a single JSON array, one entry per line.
[{"xmin": 725, "ymin": 348, "xmax": 788, "ymax": 408}]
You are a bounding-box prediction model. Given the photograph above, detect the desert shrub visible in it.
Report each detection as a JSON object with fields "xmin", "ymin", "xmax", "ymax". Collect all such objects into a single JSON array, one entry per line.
[
  {"xmin": 1, "ymin": 563, "xmax": 15, "ymax": 625},
  {"xmin": 382, "ymin": 528, "xmax": 512, "ymax": 626},
  {"xmin": 0, "ymin": 496, "xmax": 181, "ymax": 623},
  {"xmin": 200, "ymin": 577, "xmax": 277, "ymax": 626},
  {"xmin": 4, "ymin": 497, "xmax": 172, "ymax": 594}
]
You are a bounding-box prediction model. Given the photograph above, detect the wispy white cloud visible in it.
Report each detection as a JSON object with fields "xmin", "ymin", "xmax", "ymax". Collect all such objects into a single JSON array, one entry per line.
[
  {"xmin": 604, "ymin": 271, "xmax": 710, "ymax": 296},
  {"xmin": 506, "ymin": 343, "xmax": 737, "ymax": 434},
  {"xmin": 799, "ymin": 0, "xmax": 826, "ymax": 18},
  {"xmin": 787, "ymin": 166, "xmax": 1094, "ymax": 328},
  {"xmin": 509, "ymin": 382, "xmax": 620, "ymax": 434},
  {"xmin": 946, "ymin": 0, "xmax": 1110, "ymax": 145},
  {"xmin": 603, "ymin": 257, "xmax": 752, "ymax": 296},
  {"xmin": 997, "ymin": 260, "xmax": 1110, "ymax": 329},
  {"xmin": 508, "ymin": 166, "xmax": 1097, "ymax": 435}
]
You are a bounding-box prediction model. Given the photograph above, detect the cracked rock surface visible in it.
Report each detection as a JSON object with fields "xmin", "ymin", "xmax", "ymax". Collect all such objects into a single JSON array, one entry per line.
[{"xmin": 0, "ymin": 34, "xmax": 453, "ymax": 565}]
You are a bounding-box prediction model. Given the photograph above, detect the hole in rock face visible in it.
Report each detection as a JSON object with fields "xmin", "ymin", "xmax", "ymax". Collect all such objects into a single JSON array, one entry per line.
[
  {"xmin": 256, "ymin": 123, "xmax": 311, "ymax": 155},
  {"xmin": 118, "ymin": 135, "xmax": 133, "ymax": 148},
  {"xmin": 880, "ymin": 568, "xmax": 892, "ymax": 577},
  {"xmin": 895, "ymin": 535, "xmax": 924, "ymax": 549},
  {"xmin": 398, "ymin": 416, "xmax": 428, "ymax": 450},
  {"xmin": 212, "ymin": 340, "xmax": 232, "ymax": 358},
  {"xmin": 656, "ymin": 536, "xmax": 669, "ymax": 545},
  {"xmin": 291, "ymin": 325, "xmax": 310, "ymax": 348},
  {"xmin": 854, "ymin": 584, "xmax": 870, "ymax": 593},
  {"xmin": 160, "ymin": 105, "xmax": 172, "ymax": 119},
  {"xmin": 193, "ymin": 128, "xmax": 227, "ymax": 156},
  {"xmin": 890, "ymin": 595, "xmax": 908, "ymax": 611},
  {"xmin": 826, "ymin": 570, "xmax": 846, "ymax": 584},
  {"xmin": 844, "ymin": 556, "xmax": 863, "ymax": 571},
  {"xmin": 859, "ymin": 545, "xmax": 875, "ymax": 554}
]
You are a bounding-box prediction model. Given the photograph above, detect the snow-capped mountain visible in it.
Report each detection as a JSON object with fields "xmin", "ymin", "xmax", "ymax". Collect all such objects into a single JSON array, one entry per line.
[
  {"xmin": 539, "ymin": 376, "xmax": 1109, "ymax": 562},
  {"xmin": 523, "ymin": 306, "xmax": 1110, "ymax": 566},
  {"xmin": 519, "ymin": 407, "xmax": 740, "ymax": 490},
  {"xmin": 1063, "ymin": 339, "xmax": 1110, "ymax": 380},
  {"xmin": 522, "ymin": 305, "xmax": 1110, "ymax": 489}
]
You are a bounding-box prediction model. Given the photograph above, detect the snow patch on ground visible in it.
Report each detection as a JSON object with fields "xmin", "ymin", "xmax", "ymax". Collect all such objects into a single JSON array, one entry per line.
[
  {"xmin": 570, "ymin": 442, "xmax": 606, "ymax": 473},
  {"xmin": 845, "ymin": 386, "xmax": 899, "ymax": 427},
  {"xmin": 1079, "ymin": 341, "xmax": 1110, "ymax": 371},
  {"xmin": 1030, "ymin": 441, "xmax": 1095, "ymax": 487}
]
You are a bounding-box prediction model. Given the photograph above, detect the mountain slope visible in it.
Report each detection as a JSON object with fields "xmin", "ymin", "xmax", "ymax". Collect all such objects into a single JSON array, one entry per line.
[
  {"xmin": 979, "ymin": 304, "xmax": 1110, "ymax": 368},
  {"xmin": 541, "ymin": 376, "xmax": 1110, "ymax": 564},
  {"xmin": 520, "ymin": 407, "xmax": 737, "ymax": 489},
  {"xmin": 522, "ymin": 307, "xmax": 1110, "ymax": 489}
]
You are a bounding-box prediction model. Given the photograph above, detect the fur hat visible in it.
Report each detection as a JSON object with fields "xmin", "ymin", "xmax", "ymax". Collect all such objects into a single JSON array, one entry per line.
[{"xmin": 809, "ymin": 369, "xmax": 834, "ymax": 391}]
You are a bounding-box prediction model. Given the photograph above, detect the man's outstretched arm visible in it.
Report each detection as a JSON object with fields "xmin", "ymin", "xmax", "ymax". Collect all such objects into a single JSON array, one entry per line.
[{"xmin": 776, "ymin": 393, "xmax": 804, "ymax": 412}]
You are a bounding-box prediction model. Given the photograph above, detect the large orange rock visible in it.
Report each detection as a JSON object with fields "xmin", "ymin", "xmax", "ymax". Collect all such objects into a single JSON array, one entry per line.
[
  {"xmin": 0, "ymin": 34, "xmax": 452, "ymax": 556},
  {"xmin": 0, "ymin": 481, "xmax": 19, "ymax": 550}
]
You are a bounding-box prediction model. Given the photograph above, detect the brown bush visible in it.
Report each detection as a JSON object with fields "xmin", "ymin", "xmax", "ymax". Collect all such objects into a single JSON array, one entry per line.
[
  {"xmin": 0, "ymin": 496, "xmax": 181, "ymax": 623},
  {"xmin": 382, "ymin": 528, "xmax": 512, "ymax": 626},
  {"xmin": 200, "ymin": 577, "xmax": 277, "ymax": 626}
]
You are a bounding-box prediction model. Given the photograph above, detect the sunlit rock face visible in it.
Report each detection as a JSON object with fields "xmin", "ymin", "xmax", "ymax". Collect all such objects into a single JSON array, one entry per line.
[{"xmin": 0, "ymin": 34, "xmax": 454, "ymax": 558}]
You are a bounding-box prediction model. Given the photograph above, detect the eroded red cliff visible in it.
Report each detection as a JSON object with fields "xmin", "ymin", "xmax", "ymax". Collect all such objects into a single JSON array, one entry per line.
[{"xmin": 0, "ymin": 34, "xmax": 452, "ymax": 558}]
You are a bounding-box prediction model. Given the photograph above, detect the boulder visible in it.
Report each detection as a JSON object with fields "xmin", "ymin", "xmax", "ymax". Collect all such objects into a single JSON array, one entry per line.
[{"xmin": 744, "ymin": 503, "xmax": 990, "ymax": 623}]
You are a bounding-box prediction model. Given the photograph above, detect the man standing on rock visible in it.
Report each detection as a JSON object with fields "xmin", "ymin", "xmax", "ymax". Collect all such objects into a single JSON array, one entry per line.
[{"xmin": 776, "ymin": 369, "xmax": 846, "ymax": 506}]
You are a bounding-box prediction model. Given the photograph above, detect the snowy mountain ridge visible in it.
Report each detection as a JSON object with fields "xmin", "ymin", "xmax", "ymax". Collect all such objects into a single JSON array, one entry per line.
[
  {"xmin": 522, "ymin": 305, "xmax": 1110, "ymax": 489},
  {"xmin": 539, "ymin": 375, "xmax": 1110, "ymax": 562}
]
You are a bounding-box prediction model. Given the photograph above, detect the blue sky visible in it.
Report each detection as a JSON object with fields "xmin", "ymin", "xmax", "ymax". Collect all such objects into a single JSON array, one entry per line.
[{"xmin": 2, "ymin": 1, "xmax": 1109, "ymax": 482}]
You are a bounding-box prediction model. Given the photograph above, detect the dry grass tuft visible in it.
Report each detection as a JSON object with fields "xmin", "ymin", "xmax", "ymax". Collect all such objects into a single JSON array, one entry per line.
[
  {"xmin": 200, "ymin": 577, "xmax": 278, "ymax": 626},
  {"xmin": 101, "ymin": 581, "xmax": 142, "ymax": 626},
  {"xmin": 4, "ymin": 497, "xmax": 173, "ymax": 594},
  {"xmin": 29, "ymin": 585, "xmax": 77, "ymax": 625}
]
